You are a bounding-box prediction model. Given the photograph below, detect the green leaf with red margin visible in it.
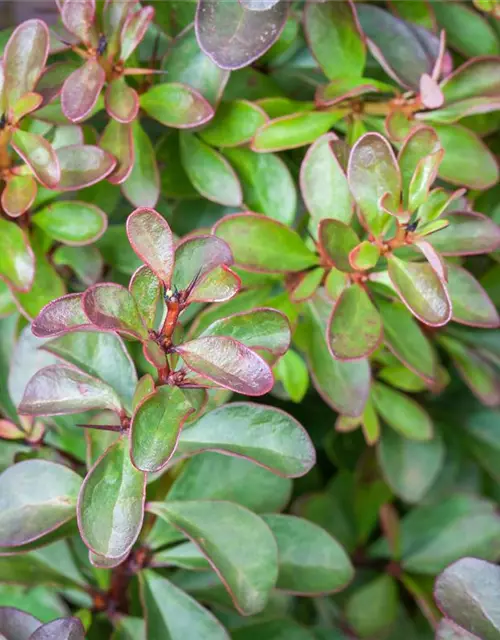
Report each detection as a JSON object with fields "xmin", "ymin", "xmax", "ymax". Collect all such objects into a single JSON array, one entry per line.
[
  {"xmin": 105, "ymin": 77, "xmax": 138, "ymax": 124},
  {"xmin": 99, "ymin": 119, "xmax": 134, "ymax": 185},
  {"xmin": 32, "ymin": 201, "xmax": 107, "ymax": 246},
  {"xmin": 195, "ymin": 0, "xmax": 288, "ymax": 70},
  {"xmin": 0, "ymin": 218, "xmax": 34, "ymax": 292},
  {"xmin": 140, "ymin": 570, "xmax": 229, "ymax": 640},
  {"xmin": 173, "ymin": 234, "xmax": 233, "ymax": 293},
  {"xmin": 441, "ymin": 58, "xmax": 500, "ymax": 105},
  {"xmin": 1, "ymin": 174, "xmax": 36, "ymax": 217},
  {"xmin": 61, "ymin": 59, "xmax": 105, "ymax": 123},
  {"xmin": 300, "ymin": 133, "xmax": 354, "ymax": 230},
  {"xmin": 398, "ymin": 127, "xmax": 442, "ymax": 211},
  {"xmin": 4, "ymin": 19, "xmax": 49, "ymax": 106},
  {"xmin": 262, "ymin": 514, "xmax": 354, "ymax": 595},
  {"xmin": 446, "ymin": 264, "xmax": 499, "ymax": 328},
  {"xmin": 304, "ymin": 0, "xmax": 365, "ymax": 79},
  {"xmin": 175, "ymin": 336, "xmax": 274, "ymax": 395},
  {"xmin": 371, "ymin": 381, "xmax": 433, "ymax": 440},
  {"xmin": 387, "ymin": 255, "xmax": 451, "ymax": 326},
  {"xmin": 319, "ymin": 219, "xmax": 359, "ymax": 272},
  {"xmin": 120, "ymin": 5, "xmax": 155, "ymax": 61},
  {"xmin": 127, "ymin": 207, "xmax": 175, "ymax": 285},
  {"xmin": 347, "ymin": 133, "xmax": 401, "ymax": 237},
  {"xmin": 187, "ymin": 265, "xmax": 241, "ymax": 304},
  {"xmin": 18, "ymin": 364, "xmax": 123, "ymax": 416},
  {"xmin": 147, "ymin": 500, "xmax": 278, "ymax": 615},
  {"xmin": 78, "ymin": 437, "xmax": 146, "ymax": 559},
  {"xmin": 140, "ymin": 82, "xmax": 214, "ymax": 128},
  {"xmin": 328, "ymin": 284, "xmax": 382, "ymax": 360},
  {"xmin": 288, "ymin": 267, "xmax": 325, "ymax": 303},
  {"xmin": 200, "ymin": 100, "xmax": 268, "ymax": 147},
  {"xmin": 122, "ymin": 120, "xmax": 160, "ymax": 208},
  {"xmin": 11, "ymin": 129, "xmax": 60, "ymax": 189},
  {"xmin": 427, "ymin": 211, "xmax": 500, "ymax": 256},
  {"xmin": 129, "ymin": 265, "xmax": 161, "ymax": 330},
  {"xmin": 179, "ymin": 132, "xmax": 242, "ymax": 206},
  {"xmin": 214, "ymin": 213, "xmax": 318, "ymax": 273},
  {"xmin": 32, "ymin": 293, "xmax": 91, "ymax": 337},
  {"xmin": 177, "ymin": 402, "xmax": 315, "ymax": 478},
  {"xmin": 56, "ymin": 145, "xmax": 116, "ymax": 191},
  {"xmin": 0, "ymin": 459, "xmax": 82, "ymax": 547},
  {"xmin": 436, "ymin": 620, "xmax": 479, "ymax": 639},
  {"xmin": 130, "ymin": 386, "xmax": 194, "ymax": 473},
  {"xmin": 61, "ymin": 0, "xmax": 97, "ymax": 46},
  {"xmin": 83, "ymin": 283, "xmax": 148, "ymax": 340},
  {"xmin": 349, "ymin": 241, "xmax": 380, "ymax": 270}
]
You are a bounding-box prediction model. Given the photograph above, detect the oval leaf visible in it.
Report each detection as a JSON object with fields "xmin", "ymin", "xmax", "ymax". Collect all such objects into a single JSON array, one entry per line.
[
  {"xmin": 32, "ymin": 201, "xmax": 107, "ymax": 246},
  {"xmin": 126, "ymin": 207, "xmax": 174, "ymax": 285},
  {"xmin": 11, "ymin": 129, "xmax": 60, "ymax": 189},
  {"xmin": 372, "ymin": 381, "xmax": 433, "ymax": 440},
  {"xmin": 140, "ymin": 82, "xmax": 214, "ymax": 128},
  {"xmin": 0, "ymin": 218, "xmax": 34, "ymax": 292},
  {"xmin": 83, "ymin": 283, "xmax": 148, "ymax": 340},
  {"xmin": 61, "ymin": 59, "xmax": 105, "ymax": 123},
  {"xmin": 447, "ymin": 264, "xmax": 499, "ymax": 328},
  {"xmin": 56, "ymin": 144, "xmax": 116, "ymax": 191}
]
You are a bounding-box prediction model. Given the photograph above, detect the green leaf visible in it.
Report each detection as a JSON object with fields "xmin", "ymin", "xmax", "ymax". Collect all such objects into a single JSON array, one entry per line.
[
  {"xmin": 157, "ymin": 132, "xmax": 198, "ymax": 199},
  {"xmin": 214, "ymin": 213, "xmax": 317, "ymax": 273},
  {"xmin": 120, "ymin": 5, "xmax": 154, "ymax": 61},
  {"xmin": 78, "ymin": 437, "xmax": 146, "ymax": 559},
  {"xmin": 318, "ymin": 219, "xmax": 359, "ymax": 272},
  {"xmin": 300, "ymin": 133, "xmax": 353, "ymax": 229},
  {"xmin": 18, "ymin": 365, "xmax": 123, "ymax": 417},
  {"xmin": 177, "ymin": 402, "xmax": 315, "ymax": 478},
  {"xmin": 304, "ymin": 0, "xmax": 365, "ymax": 79},
  {"xmin": 162, "ymin": 25, "xmax": 229, "ymax": 105},
  {"xmin": 372, "ymin": 382, "xmax": 433, "ymax": 440},
  {"xmin": 32, "ymin": 201, "xmax": 107, "ymax": 246},
  {"xmin": 56, "ymin": 145, "xmax": 116, "ymax": 191},
  {"xmin": 446, "ymin": 264, "xmax": 499, "ymax": 328},
  {"xmin": 53, "ymin": 245, "xmax": 102, "ymax": 287},
  {"xmin": 129, "ymin": 266, "xmax": 161, "ymax": 330},
  {"xmin": 262, "ymin": 514, "xmax": 353, "ymax": 594},
  {"xmin": 441, "ymin": 58, "xmax": 500, "ymax": 105},
  {"xmin": 347, "ymin": 133, "xmax": 400, "ymax": 237},
  {"xmin": 105, "ymin": 77, "xmax": 138, "ymax": 124},
  {"xmin": 83, "ymin": 283, "xmax": 148, "ymax": 340},
  {"xmin": 100, "ymin": 119, "xmax": 134, "ymax": 185},
  {"xmin": 179, "ymin": 133, "xmax": 242, "ymax": 206},
  {"xmin": 167, "ymin": 452, "xmax": 292, "ymax": 513},
  {"xmin": 223, "ymin": 147, "xmax": 297, "ymax": 224},
  {"xmin": 0, "ymin": 460, "xmax": 81, "ymax": 547},
  {"xmin": 387, "ymin": 255, "xmax": 451, "ymax": 326},
  {"xmin": 11, "ymin": 130, "xmax": 60, "ymax": 189},
  {"xmin": 200, "ymin": 100, "xmax": 268, "ymax": 147},
  {"xmin": 427, "ymin": 211, "xmax": 500, "ymax": 256},
  {"xmin": 131, "ymin": 386, "xmax": 193, "ymax": 473},
  {"xmin": 328, "ymin": 284, "xmax": 382, "ymax": 360},
  {"xmin": 232, "ymin": 620, "xmax": 316, "ymax": 640},
  {"xmin": 173, "ymin": 234, "xmax": 233, "ymax": 293},
  {"xmin": 345, "ymin": 575, "xmax": 398, "ymax": 638},
  {"xmin": 0, "ymin": 218, "xmax": 34, "ymax": 292},
  {"xmin": 435, "ymin": 558, "xmax": 500, "ymax": 640},
  {"xmin": 274, "ymin": 350, "xmax": 309, "ymax": 403},
  {"xmin": 433, "ymin": 2, "xmax": 500, "ymax": 57},
  {"xmin": 140, "ymin": 570, "xmax": 229, "ymax": 640},
  {"xmin": 378, "ymin": 429, "xmax": 445, "ymax": 503},
  {"xmin": 147, "ymin": 500, "xmax": 278, "ymax": 615},
  {"xmin": 349, "ymin": 241, "xmax": 380, "ymax": 271},
  {"xmin": 251, "ymin": 111, "xmax": 344, "ymax": 152},
  {"xmin": 122, "ymin": 120, "xmax": 160, "ymax": 209},
  {"xmin": 398, "ymin": 126, "xmax": 442, "ymax": 211},
  {"xmin": 1, "ymin": 174, "xmax": 37, "ymax": 217},
  {"xmin": 140, "ymin": 83, "xmax": 214, "ymax": 128},
  {"xmin": 195, "ymin": 0, "xmax": 288, "ymax": 70}
]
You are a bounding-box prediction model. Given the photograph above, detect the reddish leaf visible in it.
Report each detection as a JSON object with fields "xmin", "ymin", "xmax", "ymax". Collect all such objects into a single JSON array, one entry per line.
[
  {"xmin": 176, "ymin": 336, "xmax": 274, "ymax": 395},
  {"xmin": 61, "ymin": 0, "xmax": 97, "ymax": 46},
  {"xmin": 127, "ymin": 208, "xmax": 175, "ymax": 285},
  {"xmin": 61, "ymin": 59, "xmax": 105, "ymax": 123},
  {"xmin": 99, "ymin": 119, "xmax": 134, "ymax": 185},
  {"xmin": 56, "ymin": 145, "xmax": 116, "ymax": 190},
  {"xmin": 105, "ymin": 78, "xmax": 139, "ymax": 123},
  {"xmin": 1, "ymin": 174, "xmax": 36, "ymax": 217},
  {"xmin": 11, "ymin": 129, "xmax": 60, "ymax": 189},
  {"xmin": 83, "ymin": 283, "xmax": 148, "ymax": 340},
  {"xmin": 174, "ymin": 235, "xmax": 233, "ymax": 292},
  {"xmin": 120, "ymin": 6, "xmax": 155, "ymax": 61},
  {"xmin": 32, "ymin": 293, "xmax": 91, "ymax": 337}
]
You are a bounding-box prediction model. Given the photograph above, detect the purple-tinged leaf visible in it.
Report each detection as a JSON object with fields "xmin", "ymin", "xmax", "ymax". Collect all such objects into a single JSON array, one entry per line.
[
  {"xmin": 372, "ymin": 381, "xmax": 433, "ymax": 440},
  {"xmin": 129, "ymin": 265, "xmax": 161, "ymax": 329},
  {"xmin": 447, "ymin": 264, "xmax": 500, "ymax": 328},
  {"xmin": 176, "ymin": 336, "xmax": 274, "ymax": 396},
  {"xmin": 328, "ymin": 284, "xmax": 383, "ymax": 360},
  {"xmin": 61, "ymin": 59, "xmax": 105, "ymax": 123},
  {"xmin": 61, "ymin": 0, "xmax": 97, "ymax": 46},
  {"xmin": 127, "ymin": 207, "xmax": 174, "ymax": 285},
  {"xmin": 0, "ymin": 459, "xmax": 81, "ymax": 548},
  {"xmin": 4, "ymin": 19, "xmax": 49, "ymax": 105},
  {"xmin": 105, "ymin": 77, "xmax": 139, "ymax": 123},
  {"xmin": 100, "ymin": 119, "xmax": 134, "ymax": 185},
  {"xmin": 32, "ymin": 201, "xmax": 107, "ymax": 246},
  {"xmin": 348, "ymin": 132, "xmax": 401, "ymax": 237},
  {"xmin": 0, "ymin": 608, "xmax": 41, "ymax": 639},
  {"xmin": 177, "ymin": 402, "xmax": 315, "ymax": 478},
  {"xmin": 29, "ymin": 617, "xmax": 85, "ymax": 640},
  {"xmin": 188, "ymin": 265, "xmax": 241, "ymax": 304},
  {"xmin": 388, "ymin": 255, "xmax": 451, "ymax": 326},
  {"xmin": 239, "ymin": 0, "xmax": 281, "ymax": 9},
  {"xmin": 415, "ymin": 240, "xmax": 447, "ymax": 282},
  {"xmin": 195, "ymin": 0, "xmax": 288, "ymax": 70},
  {"xmin": 11, "ymin": 92, "xmax": 43, "ymax": 122},
  {"xmin": 56, "ymin": 144, "xmax": 116, "ymax": 190},
  {"xmin": 11, "ymin": 129, "xmax": 60, "ymax": 189},
  {"xmin": 19, "ymin": 364, "xmax": 123, "ymax": 416},
  {"xmin": 32, "ymin": 293, "xmax": 91, "ymax": 338},
  {"xmin": 148, "ymin": 500, "xmax": 278, "ymax": 615},
  {"xmin": 122, "ymin": 120, "xmax": 160, "ymax": 208},
  {"xmin": 120, "ymin": 5, "xmax": 155, "ymax": 61},
  {"xmin": 0, "ymin": 218, "xmax": 35, "ymax": 292},
  {"xmin": 1, "ymin": 174, "xmax": 36, "ymax": 217},
  {"xmin": 419, "ymin": 73, "xmax": 443, "ymax": 109},
  {"xmin": 174, "ymin": 235, "xmax": 233, "ymax": 292},
  {"xmin": 300, "ymin": 133, "xmax": 354, "ymax": 229},
  {"xmin": 130, "ymin": 386, "xmax": 194, "ymax": 472},
  {"xmin": 78, "ymin": 437, "xmax": 146, "ymax": 559},
  {"xmin": 140, "ymin": 83, "xmax": 214, "ymax": 129},
  {"xmin": 83, "ymin": 283, "xmax": 148, "ymax": 340},
  {"xmin": 427, "ymin": 211, "xmax": 500, "ymax": 256},
  {"xmin": 304, "ymin": 0, "xmax": 365, "ymax": 80},
  {"xmin": 319, "ymin": 218, "xmax": 359, "ymax": 272},
  {"xmin": 214, "ymin": 213, "xmax": 318, "ymax": 273},
  {"xmin": 436, "ymin": 620, "xmax": 479, "ymax": 639}
]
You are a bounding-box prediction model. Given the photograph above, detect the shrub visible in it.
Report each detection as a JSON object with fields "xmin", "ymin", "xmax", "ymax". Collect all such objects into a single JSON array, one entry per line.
[{"xmin": 0, "ymin": 1, "xmax": 500, "ymax": 638}]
